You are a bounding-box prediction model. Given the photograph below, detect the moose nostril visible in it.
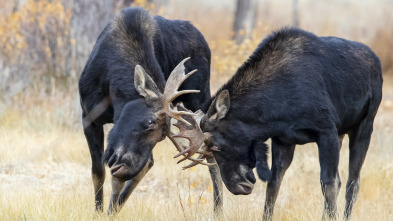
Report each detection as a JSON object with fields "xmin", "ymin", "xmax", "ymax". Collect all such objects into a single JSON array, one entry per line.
[
  {"xmin": 246, "ymin": 170, "xmax": 256, "ymax": 184},
  {"xmin": 103, "ymin": 148, "xmax": 114, "ymax": 162},
  {"xmin": 107, "ymin": 153, "xmax": 118, "ymax": 168}
]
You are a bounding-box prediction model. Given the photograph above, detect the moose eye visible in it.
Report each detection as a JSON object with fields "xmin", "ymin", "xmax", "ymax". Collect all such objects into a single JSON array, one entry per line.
[{"xmin": 147, "ymin": 119, "xmax": 156, "ymax": 130}]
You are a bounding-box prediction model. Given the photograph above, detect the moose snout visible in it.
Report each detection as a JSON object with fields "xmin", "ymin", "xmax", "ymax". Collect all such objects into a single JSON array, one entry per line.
[
  {"xmin": 110, "ymin": 163, "xmax": 124, "ymax": 174},
  {"xmin": 110, "ymin": 164, "xmax": 132, "ymax": 180},
  {"xmin": 104, "ymin": 147, "xmax": 121, "ymax": 168},
  {"xmin": 108, "ymin": 156, "xmax": 138, "ymax": 181},
  {"xmin": 246, "ymin": 169, "xmax": 256, "ymax": 184},
  {"xmin": 104, "ymin": 146, "xmax": 151, "ymax": 181},
  {"xmin": 234, "ymin": 169, "xmax": 256, "ymax": 195},
  {"xmin": 104, "ymin": 148, "xmax": 129, "ymax": 179},
  {"xmin": 237, "ymin": 182, "xmax": 254, "ymax": 195},
  {"xmin": 220, "ymin": 164, "xmax": 257, "ymax": 195}
]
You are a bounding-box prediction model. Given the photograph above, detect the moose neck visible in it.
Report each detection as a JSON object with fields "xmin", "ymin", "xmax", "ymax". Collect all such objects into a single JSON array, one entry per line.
[
  {"xmin": 226, "ymin": 95, "xmax": 276, "ymax": 142},
  {"xmin": 211, "ymin": 31, "xmax": 310, "ymax": 141}
]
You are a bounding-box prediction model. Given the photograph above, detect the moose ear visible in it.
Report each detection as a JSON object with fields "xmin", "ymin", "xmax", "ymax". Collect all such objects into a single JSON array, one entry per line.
[
  {"xmin": 134, "ymin": 65, "xmax": 162, "ymax": 99},
  {"xmin": 215, "ymin": 90, "xmax": 230, "ymax": 119},
  {"xmin": 206, "ymin": 90, "xmax": 230, "ymax": 120}
]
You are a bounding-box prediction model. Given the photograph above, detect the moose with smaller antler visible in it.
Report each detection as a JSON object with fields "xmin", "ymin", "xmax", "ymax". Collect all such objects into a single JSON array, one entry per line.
[
  {"xmin": 178, "ymin": 28, "xmax": 383, "ymax": 220},
  {"xmin": 79, "ymin": 7, "xmax": 222, "ymax": 214}
]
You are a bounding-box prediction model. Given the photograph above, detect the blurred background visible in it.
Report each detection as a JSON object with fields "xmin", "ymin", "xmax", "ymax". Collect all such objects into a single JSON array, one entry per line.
[
  {"xmin": 0, "ymin": 0, "xmax": 392, "ymax": 220},
  {"xmin": 1, "ymin": 0, "xmax": 392, "ymax": 107}
]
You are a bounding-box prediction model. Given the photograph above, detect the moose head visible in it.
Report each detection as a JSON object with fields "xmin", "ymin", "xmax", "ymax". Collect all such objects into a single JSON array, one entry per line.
[
  {"xmin": 103, "ymin": 58, "xmax": 214, "ymax": 181},
  {"xmin": 173, "ymin": 90, "xmax": 271, "ymax": 195}
]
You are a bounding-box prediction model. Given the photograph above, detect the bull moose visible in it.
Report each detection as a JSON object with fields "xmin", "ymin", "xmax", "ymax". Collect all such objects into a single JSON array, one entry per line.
[
  {"xmin": 78, "ymin": 7, "xmax": 223, "ymax": 214},
  {"xmin": 178, "ymin": 28, "xmax": 382, "ymax": 220}
]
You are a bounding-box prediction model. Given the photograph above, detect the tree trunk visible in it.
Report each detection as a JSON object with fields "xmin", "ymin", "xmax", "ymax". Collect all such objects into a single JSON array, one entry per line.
[
  {"xmin": 292, "ymin": 0, "xmax": 299, "ymax": 28},
  {"xmin": 122, "ymin": 0, "xmax": 135, "ymax": 8},
  {"xmin": 233, "ymin": 0, "xmax": 259, "ymax": 45}
]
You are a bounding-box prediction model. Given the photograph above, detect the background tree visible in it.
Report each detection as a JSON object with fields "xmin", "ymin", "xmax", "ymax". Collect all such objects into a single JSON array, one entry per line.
[
  {"xmin": 232, "ymin": 0, "xmax": 259, "ymax": 45},
  {"xmin": 293, "ymin": 0, "xmax": 299, "ymax": 27}
]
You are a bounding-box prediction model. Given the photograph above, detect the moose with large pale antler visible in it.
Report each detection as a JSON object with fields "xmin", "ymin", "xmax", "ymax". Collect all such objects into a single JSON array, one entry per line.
[
  {"xmin": 178, "ymin": 28, "xmax": 383, "ymax": 220},
  {"xmin": 78, "ymin": 7, "xmax": 222, "ymax": 214}
]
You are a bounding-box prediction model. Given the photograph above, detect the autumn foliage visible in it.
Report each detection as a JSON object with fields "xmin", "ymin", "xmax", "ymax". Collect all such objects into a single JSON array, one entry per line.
[
  {"xmin": 0, "ymin": 0, "xmax": 392, "ymax": 98},
  {"xmin": 0, "ymin": 0, "xmax": 72, "ymax": 94}
]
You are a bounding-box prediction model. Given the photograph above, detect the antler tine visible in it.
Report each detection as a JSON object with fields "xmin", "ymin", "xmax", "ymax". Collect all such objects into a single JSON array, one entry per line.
[
  {"xmin": 182, "ymin": 152, "xmax": 215, "ymax": 170},
  {"xmin": 167, "ymin": 103, "xmax": 216, "ymax": 169},
  {"xmin": 159, "ymin": 57, "xmax": 200, "ymax": 125},
  {"xmin": 196, "ymin": 150, "xmax": 214, "ymax": 157},
  {"xmin": 168, "ymin": 88, "xmax": 200, "ymax": 103},
  {"xmin": 169, "ymin": 116, "xmax": 215, "ymax": 169},
  {"xmin": 163, "ymin": 57, "xmax": 194, "ymax": 99},
  {"xmin": 165, "ymin": 63, "xmax": 199, "ymax": 103},
  {"xmin": 163, "ymin": 58, "xmax": 215, "ymax": 169},
  {"xmin": 167, "ymin": 131, "xmax": 186, "ymax": 153},
  {"xmin": 170, "ymin": 112, "xmax": 194, "ymax": 126},
  {"xmin": 168, "ymin": 129, "xmax": 212, "ymax": 166},
  {"xmin": 171, "ymin": 110, "xmax": 205, "ymax": 161},
  {"xmin": 168, "ymin": 132, "xmax": 213, "ymax": 164}
]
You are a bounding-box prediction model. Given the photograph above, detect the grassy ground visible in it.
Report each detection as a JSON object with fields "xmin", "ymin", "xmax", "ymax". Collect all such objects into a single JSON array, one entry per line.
[{"xmin": 1, "ymin": 82, "xmax": 393, "ymax": 221}]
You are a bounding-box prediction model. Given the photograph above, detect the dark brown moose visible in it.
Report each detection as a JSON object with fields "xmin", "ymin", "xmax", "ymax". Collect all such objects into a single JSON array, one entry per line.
[
  {"xmin": 78, "ymin": 7, "xmax": 222, "ymax": 215},
  {"xmin": 177, "ymin": 28, "xmax": 383, "ymax": 220}
]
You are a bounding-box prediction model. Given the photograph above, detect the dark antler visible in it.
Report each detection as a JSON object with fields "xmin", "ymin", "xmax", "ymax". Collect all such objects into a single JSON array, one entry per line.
[{"xmin": 169, "ymin": 104, "xmax": 214, "ymax": 169}]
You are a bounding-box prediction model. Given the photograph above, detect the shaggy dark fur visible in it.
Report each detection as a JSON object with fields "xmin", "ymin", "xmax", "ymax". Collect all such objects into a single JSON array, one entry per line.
[
  {"xmin": 78, "ymin": 7, "xmax": 219, "ymax": 214},
  {"xmin": 201, "ymin": 28, "xmax": 382, "ymax": 220}
]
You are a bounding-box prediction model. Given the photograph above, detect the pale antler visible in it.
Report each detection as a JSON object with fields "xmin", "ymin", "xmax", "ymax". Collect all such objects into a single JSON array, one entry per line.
[
  {"xmin": 157, "ymin": 57, "xmax": 199, "ymax": 126},
  {"xmin": 161, "ymin": 57, "xmax": 214, "ymax": 169}
]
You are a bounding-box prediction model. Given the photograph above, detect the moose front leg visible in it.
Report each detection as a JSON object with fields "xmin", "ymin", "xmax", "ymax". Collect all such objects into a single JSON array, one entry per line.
[
  {"xmin": 206, "ymin": 156, "xmax": 223, "ymax": 217},
  {"xmin": 82, "ymin": 116, "xmax": 106, "ymax": 213},
  {"xmin": 317, "ymin": 132, "xmax": 341, "ymax": 220},
  {"xmin": 263, "ymin": 139, "xmax": 295, "ymax": 221},
  {"xmin": 107, "ymin": 153, "xmax": 154, "ymax": 214},
  {"xmin": 107, "ymin": 177, "xmax": 125, "ymax": 214}
]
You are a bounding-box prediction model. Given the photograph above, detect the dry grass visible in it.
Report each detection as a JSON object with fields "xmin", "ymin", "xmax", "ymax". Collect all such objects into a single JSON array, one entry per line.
[
  {"xmin": 1, "ymin": 81, "xmax": 393, "ymax": 220},
  {"xmin": 1, "ymin": 0, "xmax": 393, "ymax": 220}
]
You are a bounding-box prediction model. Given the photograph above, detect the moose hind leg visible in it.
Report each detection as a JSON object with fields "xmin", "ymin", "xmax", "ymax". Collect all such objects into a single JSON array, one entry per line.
[
  {"xmin": 263, "ymin": 139, "xmax": 295, "ymax": 221},
  {"xmin": 317, "ymin": 131, "xmax": 341, "ymax": 220},
  {"xmin": 345, "ymin": 119, "xmax": 374, "ymax": 220},
  {"xmin": 107, "ymin": 153, "xmax": 154, "ymax": 214},
  {"xmin": 83, "ymin": 118, "xmax": 105, "ymax": 213}
]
